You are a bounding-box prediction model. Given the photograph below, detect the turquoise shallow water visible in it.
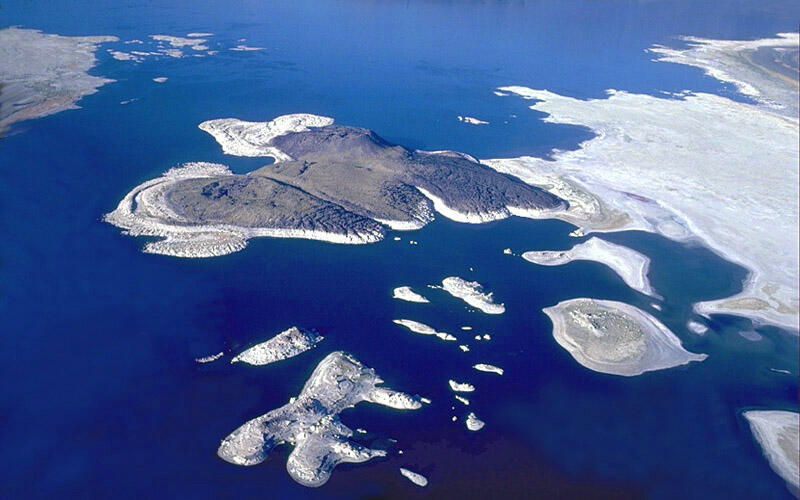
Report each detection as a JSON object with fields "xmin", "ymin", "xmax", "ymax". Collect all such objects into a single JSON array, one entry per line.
[{"xmin": 1, "ymin": 1, "xmax": 798, "ymax": 498}]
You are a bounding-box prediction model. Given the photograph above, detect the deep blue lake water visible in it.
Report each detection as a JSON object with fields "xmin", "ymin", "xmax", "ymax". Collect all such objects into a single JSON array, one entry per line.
[{"xmin": 1, "ymin": 1, "xmax": 798, "ymax": 498}]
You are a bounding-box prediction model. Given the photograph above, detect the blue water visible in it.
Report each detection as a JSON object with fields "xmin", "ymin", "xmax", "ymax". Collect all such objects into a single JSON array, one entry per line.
[{"xmin": 1, "ymin": 1, "xmax": 798, "ymax": 498}]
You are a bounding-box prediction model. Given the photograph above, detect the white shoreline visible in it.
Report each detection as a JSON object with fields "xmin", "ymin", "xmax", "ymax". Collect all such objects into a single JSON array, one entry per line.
[
  {"xmin": 488, "ymin": 83, "xmax": 799, "ymax": 331},
  {"xmin": 522, "ymin": 237, "xmax": 657, "ymax": 297},
  {"xmin": 198, "ymin": 114, "xmax": 334, "ymax": 159},
  {"xmin": 544, "ymin": 298, "xmax": 707, "ymax": 376},
  {"xmin": 743, "ymin": 410, "xmax": 799, "ymax": 495},
  {"xmin": 104, "ymin": 162, "xmax": 383, "ymax": 258}
]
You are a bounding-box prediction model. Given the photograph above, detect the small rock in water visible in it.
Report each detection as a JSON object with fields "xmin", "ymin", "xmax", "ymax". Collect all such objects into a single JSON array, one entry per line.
[
  {"xmin": 448, "ymin": 380, "xmax": 475, "ymax": 392},
  {"xmin": 465, "ymin": 412, "xmax": 485, "ymax": 431},
  {"xmin": 400, "ymin": 468, "xmax": 428, "ymax": 487}
]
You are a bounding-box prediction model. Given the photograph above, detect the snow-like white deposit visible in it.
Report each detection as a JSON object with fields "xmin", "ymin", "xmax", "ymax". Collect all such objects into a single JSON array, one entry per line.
[
  {"xmin": 487, "ymin": 84, "xmax": 798, "ymax": 330},
  {"xmin": 544, "ymin": 298, "xmax": 707, "ymax": 376},
  {"xmin": 231, "ymin": 327, "xmax": 322, "ymax": 366},
  {"xmin": 454, "ymin": 395, "xmax": 470, "ymax": 405},
  {"xmin": 392, "ymin": 286, "xmax": 430, "ymax": 303},
  {"xmin": 218, "ymin": 351, "xmax": 422, "ymax": 488},
  {"xmin": 465, "ymin": 412, "xmax": 485, "ymax": 431},
  {"xmin": 522, "ymin": 237, "xmax": 657, "ymax": 297},
  {"xmin": 400, "ymin": 468, "xmax": 428, "ymax": 487},
  {"xmin": 198, "ymin": 114, "xmax": 334, "ymax": 160},
  {"xmin": 473, "ymin": 363, "xmax": 504, "ymax": 375},
  {"xmin": 441, "ymin": 277, "xmax": 505, "ymax": 314},
  {"xmin": 448, "ymin": 380, "xmax": 475, "ymax": 392},
  {"xmin": 152, "ymin": 77, "xmax": 168, "ymax": 83},
  {"xmin": 648, "ymin": 33, "xmax": 799, "ymax": 118},
  {"xmin": 0, "ymin": 27, "xmax": 117, "ymax": 134},
  {"xmin": 743, "ymin": 410, "xmax": 799, "ymax": 495},
  {"xmin": 457, "ymin": 115, "xmax": 489, "ymax": 125},
  {"xmin": 104, "ymin": 162, "xmax": 382, "ymax": 258}
]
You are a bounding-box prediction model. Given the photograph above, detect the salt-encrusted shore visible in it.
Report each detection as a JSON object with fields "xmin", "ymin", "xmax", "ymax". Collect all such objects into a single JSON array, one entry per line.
[
  {"xmin": 743, "ymin": 410, "xmax": 799, "ymax": 495},
  {"xmin": 399, "ymin": 468, "xmax": 428, "ymax": 487},
  {"xmin": 218, "ymin": 352, "xmax": 422, "ymax": 487},
  {"xmin": 230, "ymin": 327, "xmax": 322, "ymax": 366},
  {"xmin": 544, "ymin": 298, "xmax": 707, "ymax": 376},
  {"xmin": 522, "ymin": 237, "xmax": 657, "ymax": 297},
  {"xmin": 0, "ymin": 27, "xmax": 117, "ymax": 134},
  {"xmin": 392, "ymin": 286, "xmax": 430, "ymax": 303},
  {"xmin": 648, "ymin": 33, "xmax": 799, "ymax": 118},
  {"xmin": 104, "ymin": 162, "xmax": 384, "ymax": 257},
  {"xmin": 488, "ymin": 78, "xmax": 799, "ymax": 330},
  {"xmin": 441, "ymin": 277, "xmax": 505, "ymax": 314},
  {"xmin": 198, "ymin": 114, "xmax": 335, "ymax": 160},
  {"xmin": 109, "ymin": 113, "xmax": 566, "ymax": 257}
]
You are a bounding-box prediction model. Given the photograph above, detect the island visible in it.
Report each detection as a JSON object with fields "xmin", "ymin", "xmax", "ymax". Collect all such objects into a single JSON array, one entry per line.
[
  {"xmin": 392, "ymin": 286, "xmax": 430, "ymax": 303},
  {"xmin": 743, "ymin": 410, "xmax": 799, "ymax": 495},
  {"xmin": 543, "ymin": 298, "xmax": 707, "ymax": 376},
  {"xmin": 393, "ymin": 319, "xmax": 456, "ymax": 341},
  {"xmin": 465, "ymin": 412, "xmax": 485, "ymax": 431},
  {"xmin": 473, "ymin": 363, "xmax": 504, "ymax": 375},
  {"xmin": 106, "ymin": 113, "xmax": 567, "ymax": 257},
  {"xmin": 522, "ymin": 237, "xmax": 657, "ymax": 297},
  {"xmin": 440, "ymin": 277, "xmax": 505, "ymax": 314},
  {"xmin": 230, "ymin": 326, "xmax": 322, "ymax": 366},
  {"xmin": 399, "ymin": 468, "xmax": 429, "ymax": 487},
  {"xmin": 217, "ymin": 351, "xmax": 422, "ymax": 487}
]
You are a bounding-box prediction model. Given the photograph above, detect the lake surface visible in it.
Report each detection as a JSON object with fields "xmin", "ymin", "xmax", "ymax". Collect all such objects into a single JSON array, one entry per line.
[{"xmin": 1, "ymin": 1, "xmax": 798, "ymax": 498}]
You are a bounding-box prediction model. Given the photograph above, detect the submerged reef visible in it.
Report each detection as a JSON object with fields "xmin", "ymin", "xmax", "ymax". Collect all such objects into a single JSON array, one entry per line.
[
  {"xmin": 218, "ymin": 351, "xmax": 422, "ymax": 487},
  {"xmin": 743, "ymin": 410, "xmax": 799, "ymax": 495},
  {"xmin": 230, "ymin": 326, "xmax": 322, "ymax": 366},
  {"xmin": 544, "ymin": 298, "xmax": 706, "ymax": 376},
  {"xmin": 0, "ymin": 27, "xmax": 116, "ymax": 135},
  {"xmin": 106, "ymin": 114, "xmax": 566, "ymax": 257},
  {"xmin": 441, "ymin": 277, "xmax": 505, "ymax": 314},
  {"xmin": 522, "ymin": 237, "xmax": 657, "ymax": 297}
]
